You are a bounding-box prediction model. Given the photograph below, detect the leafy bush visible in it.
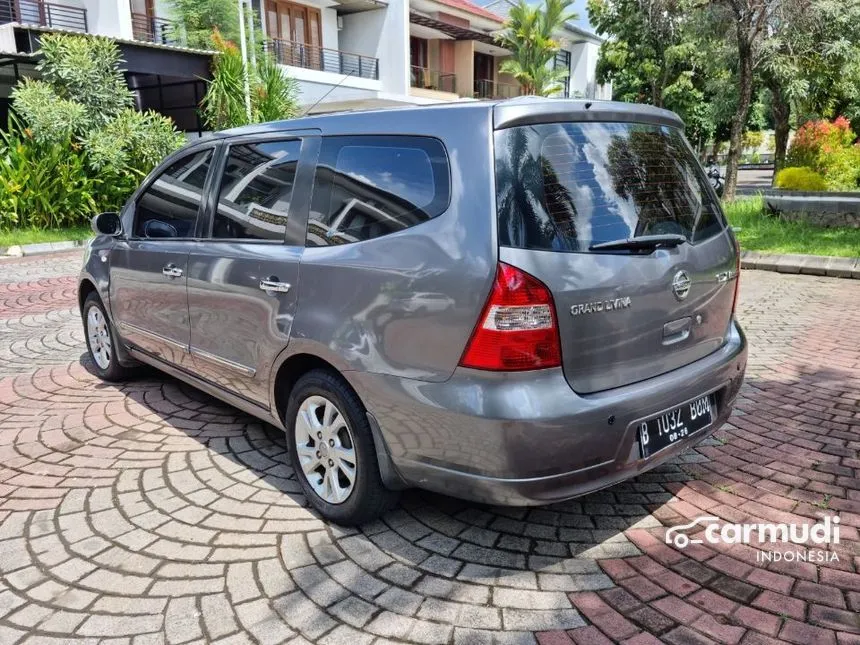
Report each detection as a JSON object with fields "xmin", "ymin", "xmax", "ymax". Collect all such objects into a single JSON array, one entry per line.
[
  {"xmin": 742, "ymin": 130, "xmax": 763, "ymax": 151},
  {"xmin": 201, "ymin": 30, "xmax": 299, "ymax": 130},
  {"xmin": 0, "ymin": 34, "xmax": 184, "ymax": 231},
  {"xmin": 774, "ymin": 167, "xmax": 828, "ymax": 191},
  {"xmin": 821, "ymin": 146, "xmax": 860, "ymax": 191},
  {"xmin": 0, "ymin": 118, "xmax": 97, "ymax": 229},
  {"xmin": 751, "ymin": 151, "xmax": 761, "ymax": 164},
  {"xmin": 784, "ymin": 117, "xmax": 860, "ymax": 192},
  {"xmin": 786, "ymin": 117, "xmax": 855, "ymax": 170}
]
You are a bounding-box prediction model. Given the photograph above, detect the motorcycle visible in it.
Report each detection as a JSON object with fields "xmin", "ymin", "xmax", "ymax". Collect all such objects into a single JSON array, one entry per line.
[{"xmin": 707, "ymin": 164, "xmax": 724, "ymax": 198}]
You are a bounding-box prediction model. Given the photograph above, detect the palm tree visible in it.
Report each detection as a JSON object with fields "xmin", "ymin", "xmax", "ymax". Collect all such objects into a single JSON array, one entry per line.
[{"xmin": 496, "ymin": 0, "xmax": 577, "ymax": 96}]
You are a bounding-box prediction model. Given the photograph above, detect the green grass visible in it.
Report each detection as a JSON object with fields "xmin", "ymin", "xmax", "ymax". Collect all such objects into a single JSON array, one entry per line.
[
  {"xmin": 723, "ymin": 196, "xmax": 860, "ymax": 258},
  {"xmin": 0, "ymin": 225, "xmax": 93, "ymax": 248}
]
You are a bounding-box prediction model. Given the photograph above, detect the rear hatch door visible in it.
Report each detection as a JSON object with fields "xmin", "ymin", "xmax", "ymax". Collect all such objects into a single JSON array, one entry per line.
[{"xmin": 494, "ymin": 114, "xmax": 738, "ymax": 394}]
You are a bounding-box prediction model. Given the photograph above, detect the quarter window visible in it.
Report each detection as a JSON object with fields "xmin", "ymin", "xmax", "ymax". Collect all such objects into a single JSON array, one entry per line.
[
  {"xmin": 307, "ymin": 136, "xmax": 450, "ymax": 247},
  {"xmin": 213, "ymin": 140, "xmax": 301, "ymax": 241},
  {"xmin": 134, "ymin": 149, "xmax": 213, "ymax": 239}
]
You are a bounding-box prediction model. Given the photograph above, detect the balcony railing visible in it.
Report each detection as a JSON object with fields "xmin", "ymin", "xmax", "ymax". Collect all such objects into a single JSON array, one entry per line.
[
  {"xmin": 410, "ymin": 66, "xmax": 456, "ymax": 94},
  {"xmin": 474, "ymin": 78, "xmax": 522, "ymax": 99},
  {"xmin": 0, "ymin": 0, "xmax": 87, "ymax": 31},
  {"xmin": 131, "ymin": 13, "xmax": 184, "ymax": 46},
  {"xmin": 269, "ymin": 39, "xmax": 379, "ymax": 80}
]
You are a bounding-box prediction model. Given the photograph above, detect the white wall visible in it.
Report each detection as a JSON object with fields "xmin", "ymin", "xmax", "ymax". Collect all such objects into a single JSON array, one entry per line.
[
  {"xmin": 321, "ymin": 7, "xmax": 338, "ymax": 51},
  {"xmin": 81, "ymin": 0, "xmax": 133, "ymax": 39},
  {"xmin": 568, "ymin": 41, "xmax": 608, "ymax": 99},
  {"xmin": 338, "ymin": 0, "xmax": 408, "ymax": 95}
]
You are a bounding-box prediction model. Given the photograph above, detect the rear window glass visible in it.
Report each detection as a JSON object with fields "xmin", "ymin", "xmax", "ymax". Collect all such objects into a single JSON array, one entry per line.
[{"xmin": 495, "ymin": 122, "xmax": 724, "ymax": 252}]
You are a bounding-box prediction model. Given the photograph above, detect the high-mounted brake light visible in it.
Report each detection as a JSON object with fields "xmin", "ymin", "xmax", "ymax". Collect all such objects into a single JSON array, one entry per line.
[{"xmin": 459, "ymin": 263, "xmax": 562, "ymax": 371}]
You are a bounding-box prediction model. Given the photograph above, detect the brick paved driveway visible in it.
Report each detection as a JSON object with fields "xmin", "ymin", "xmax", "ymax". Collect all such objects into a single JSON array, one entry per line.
[{"xmin": 0, "ymin": 250, "xmax": 858, "ymax": 645}]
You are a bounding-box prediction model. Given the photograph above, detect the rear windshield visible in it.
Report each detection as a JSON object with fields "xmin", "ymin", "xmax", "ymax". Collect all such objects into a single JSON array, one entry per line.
[{"xmin": 495, "ymin": 122, "xmax": 724, "ymax": 252}]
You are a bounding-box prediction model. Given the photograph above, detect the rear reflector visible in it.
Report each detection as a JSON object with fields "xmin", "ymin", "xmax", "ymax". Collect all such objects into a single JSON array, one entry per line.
[{"xmin": 459, "ymin": 263, "xmax": 562, "ymax": 371}]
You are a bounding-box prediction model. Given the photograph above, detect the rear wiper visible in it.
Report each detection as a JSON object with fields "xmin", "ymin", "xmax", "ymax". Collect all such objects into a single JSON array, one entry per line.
[{"xmin": 589, "ymin": 234, "xmax": 688, "ymax": 253}]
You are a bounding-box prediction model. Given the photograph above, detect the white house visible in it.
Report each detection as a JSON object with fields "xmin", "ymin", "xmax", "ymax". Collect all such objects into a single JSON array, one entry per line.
[
  {"xmin": 254, "ymin": 0, "xmax": 609, "ymax": 112},
  {"xmin": 0, "ymin": 0, "xmax": 608, "ymax": 121}
]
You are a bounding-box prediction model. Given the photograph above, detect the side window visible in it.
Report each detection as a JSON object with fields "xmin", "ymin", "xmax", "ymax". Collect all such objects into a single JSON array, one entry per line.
[
  {"xmin": 307, "ymin": 136, "xmax": 450, "ymax": 247},
  {"xmin": 212, "ymin": 139, "xmax": 301, "ymax": 241},
  {"xmin": 134, "ymin": 149, "xmax": 213, "ymax": 239}
]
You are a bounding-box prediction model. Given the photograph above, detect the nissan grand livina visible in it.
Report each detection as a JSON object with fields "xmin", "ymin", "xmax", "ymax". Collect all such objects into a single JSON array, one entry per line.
[{"xmin": 79, "ymin": 98, "xmax": 747, "ymax": 525}]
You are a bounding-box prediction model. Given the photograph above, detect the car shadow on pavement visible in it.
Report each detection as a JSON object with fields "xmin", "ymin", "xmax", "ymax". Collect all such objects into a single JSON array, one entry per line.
[{"xmin": 79, "ymin": 353, "xmax": 696, "ymax": 592}]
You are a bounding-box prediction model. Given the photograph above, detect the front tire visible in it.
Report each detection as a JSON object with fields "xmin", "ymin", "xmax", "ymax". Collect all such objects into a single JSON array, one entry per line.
[
  {"xmin": 82, "ymin": 292, "xmax": 133, "ymax": 382},
  {"xmin": 285, "ymin": 369, "xmax": 399, "ymax": 525}
]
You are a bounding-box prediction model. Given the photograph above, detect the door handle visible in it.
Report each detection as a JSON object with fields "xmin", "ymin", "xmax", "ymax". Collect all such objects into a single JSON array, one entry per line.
[
  {"xmin": 162, "ymin": 264, "xmax": 183, "ymax": 278},
  {"xmin": 259, "ymin": 277, "xmax": 291, "ymax": 294}
]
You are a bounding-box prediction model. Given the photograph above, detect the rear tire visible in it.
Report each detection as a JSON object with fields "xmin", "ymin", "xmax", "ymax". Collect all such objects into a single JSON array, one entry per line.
[
  {"xmin": 82, "ymin": 292, "xmax": 134, "ymax": 382},
  {"xmin": 285, "ymin": 369, "xmax": 399, "ymax": 525}
]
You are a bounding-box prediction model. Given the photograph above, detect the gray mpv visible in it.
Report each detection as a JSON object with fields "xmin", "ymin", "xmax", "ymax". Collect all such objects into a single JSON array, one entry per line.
[{"xmin": 79, "ymin": 98, "xmax": 748, "ymax": 525}]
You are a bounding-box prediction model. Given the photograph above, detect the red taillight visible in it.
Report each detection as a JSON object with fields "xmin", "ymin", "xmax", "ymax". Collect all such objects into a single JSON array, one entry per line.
[
  {"xmin": 459, "ymin": 263, "xmax": 562, "ymax": 371},
  {"xmin": 731, "ymin": 235, "xmax": 741, "ymax": 315}
]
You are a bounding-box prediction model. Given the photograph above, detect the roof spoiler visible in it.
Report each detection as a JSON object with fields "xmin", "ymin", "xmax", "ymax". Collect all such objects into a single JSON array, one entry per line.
[{"xmin": 493, "ymin": 98, "xmax": 684, "ymax": 131}]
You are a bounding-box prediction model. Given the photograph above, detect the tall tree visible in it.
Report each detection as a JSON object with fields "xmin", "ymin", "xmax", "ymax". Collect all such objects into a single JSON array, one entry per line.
[
  {"xmin": 762, "ymin": 0, "xmax": 860, "ymax": 174},
  {"xmin": 169, "ymin": 0, "xmax": 240, "ymax": 49},
  {"xmin": 713, "ymin": 0, "xmax": 771, "ymax": 201},
  {"xmin": 496, "ymin": 0, "xmax": 577, "ymax": 96},
  {"xmin": 588, "ymin": 0, "xmax": 698, "ymax": 108}
]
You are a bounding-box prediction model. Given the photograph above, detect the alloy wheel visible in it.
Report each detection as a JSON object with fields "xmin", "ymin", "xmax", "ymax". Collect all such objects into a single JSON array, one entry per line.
[{"xmin": 294, "ymin": 395, "xmax": 357, "ymax": 504}]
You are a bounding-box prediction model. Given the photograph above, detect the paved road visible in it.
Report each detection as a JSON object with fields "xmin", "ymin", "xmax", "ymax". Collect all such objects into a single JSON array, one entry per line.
[
  {"xmin": 0, "ymin": 251, "xmax": 858, "ymax": 645},
  {"xmin": 736, "ymin": 168, "xmax": 773, "ymax": 194}
]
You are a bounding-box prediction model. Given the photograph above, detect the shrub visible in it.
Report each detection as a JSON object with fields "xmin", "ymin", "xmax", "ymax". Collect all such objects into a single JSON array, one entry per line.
[
  {"xmin": 743, "ymin": 130, "xmax": 764, "ymax": 151},
  {"xmin": 201, "ymin": 30, "xmax": 299, "ymax": 130},
  {"xmin": 822, "ymin": 146, "xmax": 860, "ymax": 191},
  {"xmin": 774, "ymin": 167, "xmax": 828, "ymax": 191},
  {"xmin": 0, "ymin": 34, "xmax": 184, "ymax": 231},
  {"xmin": 786, "ymin": 116, "xmax": 855, "ymax": 171},
  {"xmin": 0, "ymin": 120, "xmax": 97, "ymax": 229}
]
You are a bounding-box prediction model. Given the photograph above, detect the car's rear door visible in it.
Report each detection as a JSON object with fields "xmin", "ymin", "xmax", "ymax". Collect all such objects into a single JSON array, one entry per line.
[
  {"xmin": 110, "ymin": 146, "xmax": 216, "ymax": 368},
  {"xmin": 493, "ymin": 109, "xmax": 739, "ymax": 394},
  {"xmin": 185, "ymin": 133, "xmax": 318, "ymax": 406}
]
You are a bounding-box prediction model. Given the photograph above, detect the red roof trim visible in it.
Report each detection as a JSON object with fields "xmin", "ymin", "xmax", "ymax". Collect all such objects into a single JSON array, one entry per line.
[{"xmin": 433, "ymin": 0, "xmax": 505, "ymax": 23}]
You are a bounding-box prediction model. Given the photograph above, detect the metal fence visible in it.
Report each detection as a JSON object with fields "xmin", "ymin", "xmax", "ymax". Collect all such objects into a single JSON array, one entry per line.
[
  {"xmin": 0, "ymin": 0, "xmax": 87, "ymax": 31},
  {"xmin": 270, "ymin": 39, "xmax": 379, "ymax": 80},
  {"xmin": 410, "ymin": 66, "xmax": 456, "ymax": 94},
  {"xmin": 131, "ymin": 13, "xmax": 185, "ymax": 47}
]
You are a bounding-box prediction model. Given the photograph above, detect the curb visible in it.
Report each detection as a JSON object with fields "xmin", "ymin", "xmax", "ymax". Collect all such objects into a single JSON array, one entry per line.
[
  {"xmin": 0, "ymin": 239, "xmax": 88, "ymax": 258},
  {"xmin": 741, "ymin": 250, "xmax": 860, "ymax": 279}
]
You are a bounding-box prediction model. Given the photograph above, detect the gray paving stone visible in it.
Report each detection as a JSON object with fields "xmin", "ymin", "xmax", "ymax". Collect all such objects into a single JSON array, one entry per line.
[
  {"xmin": 77, "ymin": 614, "xmax": 164, "ymax": 637},
  {"xmin": 501, "ymin": 608, "xmax": 585, "ymax": 631}
]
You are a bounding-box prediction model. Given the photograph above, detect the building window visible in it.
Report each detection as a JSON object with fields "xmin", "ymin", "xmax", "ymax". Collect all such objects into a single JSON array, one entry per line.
[{"xmin": 554, "ymin": 50, "xmax": 571, "ymax": 97}]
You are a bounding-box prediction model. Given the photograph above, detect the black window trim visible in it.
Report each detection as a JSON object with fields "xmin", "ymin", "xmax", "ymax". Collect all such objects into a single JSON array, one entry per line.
[
  {"xmin": 198, "ymin": 130, "xmax": 320, "ymax": 246},
  {"xmin": 306, "ymin": 133, "xmax": 453, "ymax": 248},
  {"xmin": 126, "ymin": 141, "xmax": 220, "ymax": 243}
]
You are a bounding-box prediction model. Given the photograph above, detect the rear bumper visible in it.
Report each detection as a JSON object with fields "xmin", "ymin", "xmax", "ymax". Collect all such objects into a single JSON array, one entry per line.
[{"xmin": 351, "ymin": 320, "xmax": 747, "ymax": 506}]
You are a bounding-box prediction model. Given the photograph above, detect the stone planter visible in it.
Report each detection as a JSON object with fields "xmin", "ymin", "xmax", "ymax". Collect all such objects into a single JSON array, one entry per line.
[{"xmin": 761, "ymin": 189, "xmax": 860, "ymax": 228}]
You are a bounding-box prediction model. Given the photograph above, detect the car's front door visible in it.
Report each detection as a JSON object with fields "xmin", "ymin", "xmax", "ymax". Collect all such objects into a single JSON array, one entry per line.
[
  {"xmin": 186, "ymin": 134, "xmax": 316, "ymax": 406},
  {"xmin": 110, "ymin": 146, "xmax": 216, "ymax": 367}
]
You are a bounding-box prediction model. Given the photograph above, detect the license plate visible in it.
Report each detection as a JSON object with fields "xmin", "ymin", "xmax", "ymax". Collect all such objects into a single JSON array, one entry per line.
[{"xmin": 638, "ymin": 395, "xmax": 715, "ymax": 458}]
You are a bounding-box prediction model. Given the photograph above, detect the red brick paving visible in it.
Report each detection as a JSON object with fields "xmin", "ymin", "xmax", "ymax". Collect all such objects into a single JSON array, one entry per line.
[{"xmin": 0, "ymin": 251, "xmax": 858, "ymax": 644}]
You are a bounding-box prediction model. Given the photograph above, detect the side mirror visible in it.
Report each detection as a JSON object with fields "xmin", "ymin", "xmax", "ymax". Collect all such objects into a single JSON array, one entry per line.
[{"xmin": 92, "ymin": 212, "xmax": 122, "ymax": 237}]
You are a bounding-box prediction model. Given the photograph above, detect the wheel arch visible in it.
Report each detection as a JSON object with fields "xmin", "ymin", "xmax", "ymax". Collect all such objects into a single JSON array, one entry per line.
[{"xmin": 271, "ymin": 348, "xmax": 408, "ymax": 490}]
